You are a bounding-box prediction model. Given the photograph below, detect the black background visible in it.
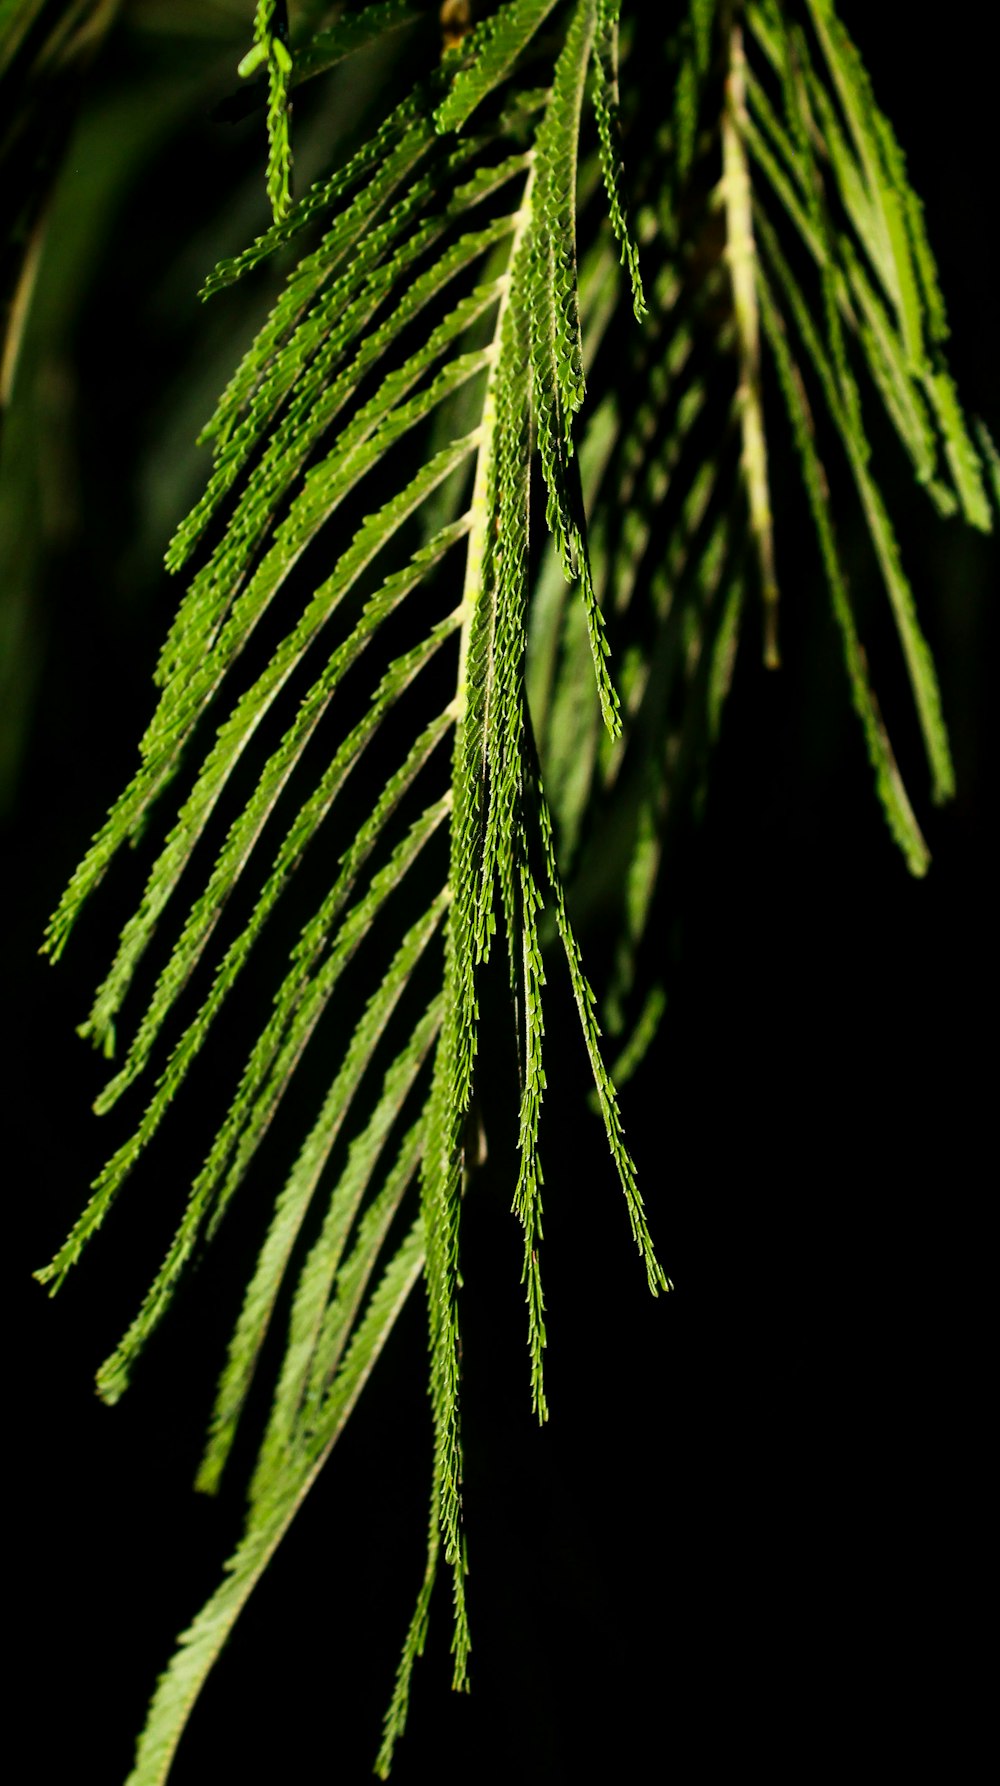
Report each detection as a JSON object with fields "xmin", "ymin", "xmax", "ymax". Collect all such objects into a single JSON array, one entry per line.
[{"xmin": 10, "ymin": 7, "xmax": 995, "ymax": 1781}]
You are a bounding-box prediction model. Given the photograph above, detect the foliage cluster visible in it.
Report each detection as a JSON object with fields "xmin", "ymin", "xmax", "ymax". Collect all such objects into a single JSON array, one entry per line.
[{"xmin": 4, "ymin": 2, "xmax": 994, "ymax": 1779}]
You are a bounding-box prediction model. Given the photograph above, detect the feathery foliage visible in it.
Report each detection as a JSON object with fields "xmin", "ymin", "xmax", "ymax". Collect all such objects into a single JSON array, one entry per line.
[{"xmin": 23, "ymin": 2, "xmax": 991, "ymax": 1780}]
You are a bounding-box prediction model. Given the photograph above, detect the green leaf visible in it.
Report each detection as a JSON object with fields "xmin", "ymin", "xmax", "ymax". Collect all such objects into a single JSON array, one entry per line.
[
  {"xmin": 435, "ymin": 0, "xmax": 561, "ymax": 135},
  {"xmin": 757, "ymin": 263, "xmax": 929, "ymax": 875}
]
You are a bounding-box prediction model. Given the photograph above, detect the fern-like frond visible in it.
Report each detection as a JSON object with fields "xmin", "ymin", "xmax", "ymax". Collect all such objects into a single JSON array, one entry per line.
[
  {"xmin": 528, "ymin": 0, "xmax": 987, "ymax": 1065},
  {"xmin": 251, "ymin": 0, "xmax": 294, "ymax": 224},
  {"xmin": 434, "ymin": 0, "xmax": 561, "ymax": 134},
  {"xmin": 756, "ymin": 265, "xmax": 929, "ymax": 872},
  {"xmin": 33, "ymin": 5, "xmax": 990, "ymax": 1779},
  {"xmin": 124, "ymin": 1215, "xmax": 427, "ymax": 1786},
  {"xmin": 733, "ymin": 3, "xmax": 990, "ymax": 828},
  {"xmin": 38, "ymin": 7, "xmax": 672, "ymax": 1772},
  {"xmin": 246, "ymin": 1020, "xmax": 439, "ymax": 1508},
  {"xmin": 592, "ymin": 0, "xmax": 647, "ymax": 318},
  {"xmin": 193, "ymin": 912, "xmax": 446, "ymax": 1487},
  {"xmin": 93, "ymin": 809, "xmax": 450, "ymax": 1407}
]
